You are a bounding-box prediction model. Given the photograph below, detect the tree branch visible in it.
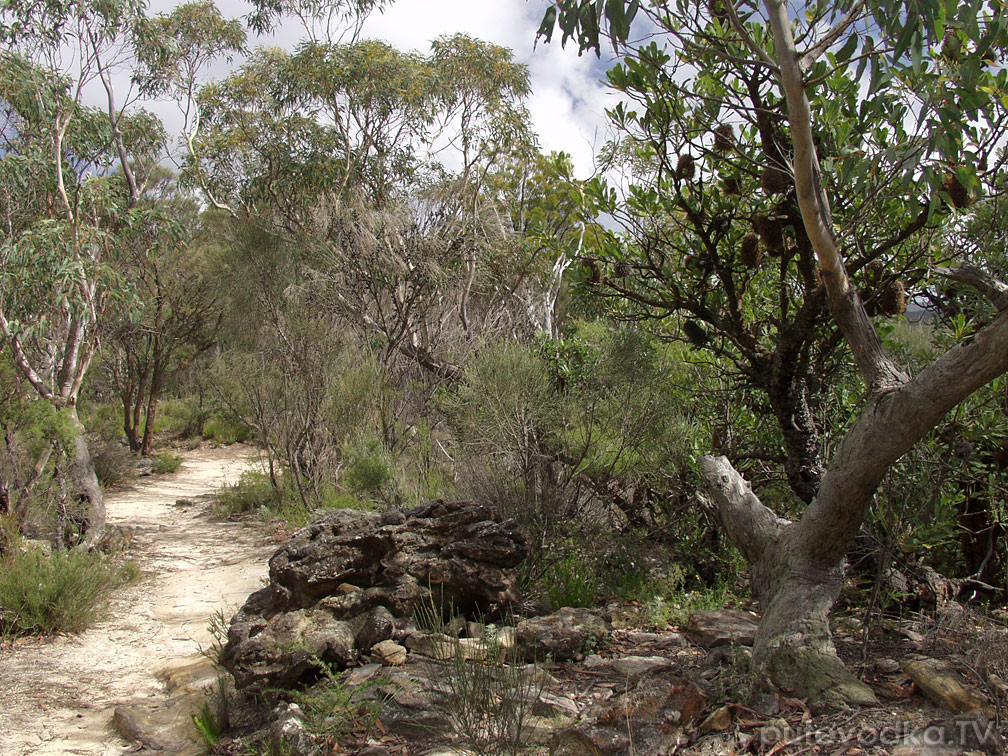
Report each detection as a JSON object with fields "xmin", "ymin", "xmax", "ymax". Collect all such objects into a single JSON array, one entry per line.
[
  {"xmin": 934, "ymin": 264, "xmax": 1008, "ymax": 311},
  {"xmin": 763, "ymin": 0, "xmax": 906, "ymax": 392},
  {"xmin": 797, "ymin": 1, "xmax": 867, "ymax": 73},
  {"xmin": 698, "ymin": 455, "xmax": 790, "ymax": 563}
]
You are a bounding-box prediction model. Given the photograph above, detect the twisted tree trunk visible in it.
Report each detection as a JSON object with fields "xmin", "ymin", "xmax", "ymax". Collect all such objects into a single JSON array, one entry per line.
[{"xmin": 67, "ymin": 406, "xmax": 105, "ymax": 550}]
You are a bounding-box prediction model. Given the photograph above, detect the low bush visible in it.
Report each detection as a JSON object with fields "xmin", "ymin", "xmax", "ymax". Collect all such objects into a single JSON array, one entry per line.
[
  {"xmin": 201, "ymin": 417, "xmax": 252, "ymax": 445},
  {"xmin": 91, "ymin": 440, "xmax": 133, "ymax": 488},
  {"xmin": 214, "ymin": 470, "xmax": 282, "ymax": 517},
  {"xmin": 151, "ymin": 452, "xmax": 182, "ymax": 475},
  {"xmin": 0, "ymin": 546, "xmax": 136, "ymax": 636}
]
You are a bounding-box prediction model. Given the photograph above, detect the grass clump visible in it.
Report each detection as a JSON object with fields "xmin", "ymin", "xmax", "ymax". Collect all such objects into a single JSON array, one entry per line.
[
  {"xmin": 0, "ymin": 546, "xmax": 136, "ymax": 636},
  {"xmin": 201, "ymin": 417, "xmax": 252, "ymax": 445},
  {"xmin": 151, "ymin": 452, "xmax": 182, "ymax": 474},
  {"xmin": 214, "ymin": 470, "xmax": 282, "ymax": 517}
]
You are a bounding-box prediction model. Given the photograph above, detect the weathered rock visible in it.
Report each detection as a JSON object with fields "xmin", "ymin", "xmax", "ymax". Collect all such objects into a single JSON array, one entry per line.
[
  {"xmin": 223, "ymin": 607, "xmax": 357, "ymax": 689},
  {"xmin": 902, "ymin": 657, "xmax": 995, "ymax": 717},
  {"xmin": 551, "ymin": 670, "xmax": 705, "ymax": 756},
  {"xmin": 268, "ymin": 703, "xmax": 319, "ymax": 756},
  {"xmin": 355, "ymin": 605, "xmax": 396, "ymax": 651},
  {"xmin": 112, "ymin": 706, "xmax": 175, "ymax": 752},
  {"xmin": 222, "ymin": 500, "xmax": 527, "ymax": 690},
  {"xmin": 583, "ymin": 655, "xmax": 674, "ymax": 684},
  {"xmin": 684, "ymin": 609, "xmax": 759, "ymax": 649},
  {"xmin": 699, "ymin": 705, "xmax": 734, "ymax": 734},
  {"xmin": 516, "ymin": 608, "xmax": 609, "ymax": 662},
  {"xmin": 371, "ymin": 639, "xmax": 407, "ymax": 666}
]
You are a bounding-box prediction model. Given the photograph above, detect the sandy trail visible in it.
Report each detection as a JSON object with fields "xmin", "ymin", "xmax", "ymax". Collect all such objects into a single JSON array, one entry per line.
[{"xmin": 0, "ymin": 445, "xmax": 274, "ymax": 756}]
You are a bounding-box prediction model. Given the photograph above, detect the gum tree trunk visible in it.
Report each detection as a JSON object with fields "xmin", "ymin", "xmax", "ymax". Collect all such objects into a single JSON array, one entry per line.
[{"xmin": 68, "ymin": 406, "xmax": 105, "ymax": 550}]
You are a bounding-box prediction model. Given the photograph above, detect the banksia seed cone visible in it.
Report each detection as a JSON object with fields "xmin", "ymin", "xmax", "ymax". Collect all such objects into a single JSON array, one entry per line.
[
  {"xmin": 943, "ymin": 174, "xmax": 972, "ymax": 209},
  {"xmin": 753, "ymin": 213, "xmax": 784, "ymax": 255},
  {"xmin": 684, "ymin": 319, "xmax": 709, "ymax": 347},
  {"xmin": 723, "ymin": 176, "xmax": 741, "ymax": 196},
  {"xmin": 677, "ymin": 154, "xmax": 696, "ymax": 180},
  {"xmin": 740, "ymin": 233, "xmax": 762, "ymax": 269},
  {"xmin": 713, "ymin": 124, "xmax": 734, "ymax": 152},
  {"xmin": 761, "ymin": 165, "xmax": 790, "ymax": 195},
  {"xmin": 582, "ymin": 257, "xmax": 601, "ymax": 284},
  {"xmin": 878, "ymin": 279, "xmax": 907, "ymax": 316},
  {"xmin": 614, "ymin": 261, "xmax": 630, "ymax": 278}
]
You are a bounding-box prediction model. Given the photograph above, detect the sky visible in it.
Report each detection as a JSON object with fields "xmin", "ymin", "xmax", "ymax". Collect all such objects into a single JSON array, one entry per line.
[{"xmin": 144, "ymin": 0, "xmax": 619, "ymax": 177}]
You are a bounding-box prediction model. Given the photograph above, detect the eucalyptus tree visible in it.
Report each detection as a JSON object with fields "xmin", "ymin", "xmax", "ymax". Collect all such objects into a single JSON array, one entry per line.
[
  {"xmin": 537, "ymin": 0, "xmax": 1008, "ymax": 708},
  {"xmin": 0, "ymin": 0, "xmax": 172, "ymax": 546},
  {"xmin": 138, "ymin": 0, "xmax": 542, "ymax": 378}
]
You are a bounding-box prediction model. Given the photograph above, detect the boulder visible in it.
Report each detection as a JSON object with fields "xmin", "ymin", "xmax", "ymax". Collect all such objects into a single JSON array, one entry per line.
[
  {"xmin": 223, "ymin": 608, "xmax": 357, "ymax": 689},
  {"xmin": 684, "ymin": 609, "xmax": 759, "ymax": 648},
  {"xmin": 222, "ymin": 500, "xmax": 527, "ymax": 690},
  {"xmin": 516, "ymin": 608, "xmax": 609, "ymax": 662},
  {"xmin": 355, "ymin": 605, "xmax": 396, "ymax": 651}
]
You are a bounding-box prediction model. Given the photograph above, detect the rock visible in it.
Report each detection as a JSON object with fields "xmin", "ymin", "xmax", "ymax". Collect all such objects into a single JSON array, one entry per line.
[
  {"xmin": 405, "ymin": 631, "xmax": 506, "ymax": 662},
  {"xmin": 534, "ymin": 691, "xmax": 580, "ymax": 720},
  {"xmin": 516, "ymin": 607, "xmax": 609, "ymax": 662},
  {"xmin": 112, "ymin": 706, "xmax": 174, "ymax": 752},
  {"xmin": 371, "ymin": 639, "xmax": 407, "ymax": 666},
  {"xmin": 551, "ymin": 670, "xmax": 705, "ymax": 756},
  {"xmin": 877, "ymin": 657, "xmax": 902, "ymax": 675},
  {"xmin": 582, "ymin": 655, "xmax": 674, "ymax": 684},
  {"xmin": 223, "ymin": 499, "xmax": 528, "ymax": 690},
  {"xmin": 223, "ymin": 607, "xmax": 357, "ymax": 689},
  {"xmin": 355, "ymin": 605, "xmax": 395, "ymax": 651},
  {"xmin": 699, "ymin": 705, "xmax": 733, "ymax": 734},
  {"xmin": 684, "ymin": 609, "xmax": 759, "ymax": 648},
  {"xmin": 622, "ymin": 631, "xmax": 685, "ymax": 647},
  {"xmin": 703, "ymin": 644, "xmax": 752, "ymax": 668},
  {"xmin": 268, "ymin": 703, "xmax": 319, "ymax": 756},
  {"xmin": 902, "ymin": 657, "xmax": 995, "ymax": 717}
]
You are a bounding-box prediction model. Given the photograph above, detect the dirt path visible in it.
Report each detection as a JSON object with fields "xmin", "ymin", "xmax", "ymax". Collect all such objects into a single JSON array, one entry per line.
[{"xmin": 0, "ymin": 445, "xmax": 275, "ymax": 756}]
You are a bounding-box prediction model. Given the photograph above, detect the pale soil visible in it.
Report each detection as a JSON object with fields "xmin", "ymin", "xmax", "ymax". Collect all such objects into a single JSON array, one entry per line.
[{"xmin": 0, "ymin": 444, "xmax": 275, "ymax": 756}]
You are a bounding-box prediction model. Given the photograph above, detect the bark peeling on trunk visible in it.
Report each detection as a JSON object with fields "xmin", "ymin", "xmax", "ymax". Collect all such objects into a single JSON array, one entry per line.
[{"xmin": 68, "ymin": 407, "xmax": 105, "ymax": 550}]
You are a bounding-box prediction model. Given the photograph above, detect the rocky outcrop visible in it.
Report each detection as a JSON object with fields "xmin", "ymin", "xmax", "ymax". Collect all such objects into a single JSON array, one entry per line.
[
  {"xmin": 516, "ymin": 608, "xmax": 609, "ymax": 662},
  {"xmin": 221, "ymin": 500, "xmax": 528, "ymax": 690}
]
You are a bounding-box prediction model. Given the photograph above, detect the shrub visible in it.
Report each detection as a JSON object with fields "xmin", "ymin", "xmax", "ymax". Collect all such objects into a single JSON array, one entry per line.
[
  {"xmin": 201, "ymin": 417, "xmax": 252, "ymax": 445},
  {"xmin": 151, "ymin": 452, "xmax": 182, "ymax": 475},
  {"xmin": 91, "ymin": 440, "xmax": 133, "ymax": 488},
  {"xmin": 214, "ymin": 470, "xmax": 281, "ymax": 517},
  {"xmin": 543, "ymin": 549, "xmax": 599, "ymax": 610},
  {"xmin": 343, "ymin": 441, "xmax": 394, "ymax": 496},
  {"xmin": 0, "ymin": 547, "xmax": 136, "ymax": 636},
  {"xmin": 158, "ymin": 397, "xmax": 211, "ymax": 439}
]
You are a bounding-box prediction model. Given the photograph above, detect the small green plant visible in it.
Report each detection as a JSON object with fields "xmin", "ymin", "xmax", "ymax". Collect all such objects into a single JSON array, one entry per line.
[
  {"xmin": 192, "ymin": 698, "xmax": 223, "ymax": 750},
  {"xmin": 343, "ymin": 441, "xmax": 394, "ymax": 496},
  {"xmin": 0, "ymin": 548, "xmax": 136, "ymax": 635},
  {"xmin": 414, "ymin": 596, "xmax": 545, "ymax": 756},
  {"xmin": 290, "ymin": 658, "xmax": 387, "ymax": 748},
  {"xmin": 544, "ymin": 550, "xmax": 599, "ymax": 609},
  {"xmin": 151, "ymin": 452, "xmax": 182, "ymax": 474}
]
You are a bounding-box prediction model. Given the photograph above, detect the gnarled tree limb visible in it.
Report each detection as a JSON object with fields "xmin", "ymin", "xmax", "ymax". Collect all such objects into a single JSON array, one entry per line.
[{"xmin": 934, "ymin": 264, "xmax": 1008, "ymax": 311}]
